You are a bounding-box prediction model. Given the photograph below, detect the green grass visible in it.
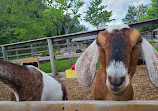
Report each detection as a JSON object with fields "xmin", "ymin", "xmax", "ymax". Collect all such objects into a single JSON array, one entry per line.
[
  {"xmin": 39, "ymin": 57, "xmax": 102, "ymax": 73},
  {"xmin": 39, "ymin": 61, "xmax": 52, "ymax": 73},
  {"xmin": 150, "ymin": 41, "xmax": 158, "ymax": 44},
  {"xmin": 149, "ymin": 42, "xmax": 158, "ymax": 51},
  {"xmin": 39, "ymin": 57, "xmax": 79, "ymax": 73},
  {"xmin": 8, "ymin": 55, "xmax": 32, "ymax": 60}
]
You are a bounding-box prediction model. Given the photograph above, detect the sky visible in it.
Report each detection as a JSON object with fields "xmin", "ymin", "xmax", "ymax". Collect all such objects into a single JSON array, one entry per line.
[{"xmin": 78, "ymin": 0, "xmax": 151, "ymax": 30}]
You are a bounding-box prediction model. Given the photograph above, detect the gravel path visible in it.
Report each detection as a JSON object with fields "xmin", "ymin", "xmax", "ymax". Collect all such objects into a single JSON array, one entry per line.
[{"xmin": 0, "ymin": 68, "xmax": 158, "ymax": 101}]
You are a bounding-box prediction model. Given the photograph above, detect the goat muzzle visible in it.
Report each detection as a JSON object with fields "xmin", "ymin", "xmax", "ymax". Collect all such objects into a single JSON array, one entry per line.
[
  {"xmin": 106, "ymin": 75, "xmax": 129, "ymax": 96},
  {"xmin": 108, "ymin": 76, "xmax": 125, "ymax": 88}
]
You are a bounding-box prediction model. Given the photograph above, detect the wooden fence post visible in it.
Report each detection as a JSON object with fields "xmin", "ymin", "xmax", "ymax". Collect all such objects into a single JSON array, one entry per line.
[
  {"xmin": 1, "ymin": 46, "xmax": 8, "ymax": 61},
  {"xmin": 47, "ymin": 38, "xmax": 56, "ymax": 75}
]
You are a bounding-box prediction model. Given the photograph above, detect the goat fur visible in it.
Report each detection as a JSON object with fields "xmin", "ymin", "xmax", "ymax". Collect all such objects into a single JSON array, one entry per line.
[
  {"xmin": 0, "ymin": 60, "xmax": 67, "ymax": 101},
  {"xmin": 75, "ymin": 25, "xmax": 158, "ymax": 100}
]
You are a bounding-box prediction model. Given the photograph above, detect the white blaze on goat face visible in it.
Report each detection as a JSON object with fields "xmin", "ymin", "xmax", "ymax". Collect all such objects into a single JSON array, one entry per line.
[
  {"xmin": 106, "ymin": 24, "xmax": 129, "ymax": 33},
  {"xmin": 106, "ymin": 61, "xmax": 130, "ymax": 87},
  {"xmin": 106, "ymin": 61, "xmax": 127, "ymax": 77}
]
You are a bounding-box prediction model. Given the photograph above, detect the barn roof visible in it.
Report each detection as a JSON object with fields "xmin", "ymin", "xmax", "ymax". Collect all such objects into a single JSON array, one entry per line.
[
  {"xmin": 71, "ymin": 35, "xmax": 97, "ymax": 42},
  {"xmin": 153, "ymin": 28, "xmax": 158, "ymax": 31}
]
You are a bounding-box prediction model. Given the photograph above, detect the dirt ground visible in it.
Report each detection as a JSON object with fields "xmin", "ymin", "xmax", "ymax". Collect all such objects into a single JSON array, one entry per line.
[{"xmin": 0, "ymin": 68, "xmax": 158, "ymax": 101}]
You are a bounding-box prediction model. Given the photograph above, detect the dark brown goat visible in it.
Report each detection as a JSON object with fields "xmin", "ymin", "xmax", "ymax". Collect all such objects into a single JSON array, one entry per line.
[{"xmin": 0, "ymin": 60, "xmax": 67, "ymax": 101}]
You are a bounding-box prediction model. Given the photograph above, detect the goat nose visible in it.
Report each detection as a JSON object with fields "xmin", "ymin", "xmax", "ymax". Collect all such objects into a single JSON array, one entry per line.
[{"xmin": 108, "ymin": 76, "xmax": 125, "ymax": 87}]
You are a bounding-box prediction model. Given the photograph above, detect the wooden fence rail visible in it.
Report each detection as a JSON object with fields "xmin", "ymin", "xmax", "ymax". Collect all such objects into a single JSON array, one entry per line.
[
  {"xmin": 0, "ymin": 101, "xmax": 158, "ymax": 111},
  {"xmin": 0, "ymin": 42, "xmax": 80, "ymax": 60},
  {"xmin": 0, "ymin": 18, "xmax": 157, "ymax": 75}
]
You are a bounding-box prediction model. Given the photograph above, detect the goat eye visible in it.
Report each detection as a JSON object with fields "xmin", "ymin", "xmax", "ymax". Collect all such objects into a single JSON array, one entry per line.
[
  {"xmin": 97, "ymin": 42, "xmax": 102, "ymax": 48},
  {"xmin": 97, "ymin": 43, "xmax": 105, "ymax": 53},
  {"xmin": 132, "ymin": 39, "xmax": 142, "ymax": 51},
  {"xmin": 135, "ymin": 39, "xmax": 142, "ymax": 45}
]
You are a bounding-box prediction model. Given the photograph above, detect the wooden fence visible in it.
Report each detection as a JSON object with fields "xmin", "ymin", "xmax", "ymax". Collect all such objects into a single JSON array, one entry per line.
[
  {"xmin": 0, "ymin": 42, "xmax": 82, "ymax": 60},
  {"xmin": 1, "ymin": 31, "xmax": 156, "ymax": 61},
  {"xmin": 0, "ymin": 101, "xmax": 158, "ymax": 111},
  {"xmin": 0, "ymin": 18, "xmax": 158, "ymax": 75}
]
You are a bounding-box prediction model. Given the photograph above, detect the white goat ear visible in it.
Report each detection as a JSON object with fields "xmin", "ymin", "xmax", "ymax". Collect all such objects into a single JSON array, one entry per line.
[
  {"xmin": 141, "ymin": 38, "xmax": 158, "ymax": 87},
  {"xmin": 75, "ymin": 40, "xmax": 99, "ymax": 87}
]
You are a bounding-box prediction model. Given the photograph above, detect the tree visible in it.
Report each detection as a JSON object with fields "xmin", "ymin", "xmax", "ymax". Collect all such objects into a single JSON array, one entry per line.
[
  {"xmin": 46, "ymin": 0, "xmax": 85, "ymax": 64},
  {"xmin": 46, "ymin": 0, "xmax": 84, "ymax": 34},
  {"xmin": 84, "ymin": 0, "xmax": 114, "ymax": 29},
  {"xmin": 69, "ymin": 24, "xmax": 88, "ymax": 33},
  {"xmin": 122, "ymin": 4, "xmax": 148, "ymax": 24},
  {"xmin": 146, "ymin": 0, "xmax": 158, "ymax": 19},
  {"xmin": 138, "ymin": 0, "xmax": 158, "ymax": 31},
  {"xmin": 0, "ymin": 0, "xmax": 87, "ymax": 45},
  {"xmin": 0, "ymin": 0, "xmax": 56, "ymax": 44},
  {"xmin": 44, "ymin": 7, "xmax": 63, "ymax": 35},
  {"xmin": 139, "ymin": 0, "xmax": 158, "ymax": 20}
]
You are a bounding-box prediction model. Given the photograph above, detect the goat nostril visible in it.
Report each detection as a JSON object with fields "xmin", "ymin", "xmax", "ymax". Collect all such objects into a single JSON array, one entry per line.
[
  {"xmin": 121, "ymin": 77, "xmax": 125, "ymax": 82},
  {"xmin": 108, "ymin": 76, "xmax": 125, "ymax": 87}
]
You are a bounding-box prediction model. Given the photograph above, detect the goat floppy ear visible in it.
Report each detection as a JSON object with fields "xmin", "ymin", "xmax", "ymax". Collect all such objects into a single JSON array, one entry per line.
[
  {"xmin": 75, "ymin": 40, "xmax": 99, "ymax": 87},
  {"xmin": 141, "ymin": 38, "xmax": 158, "ymax": 87}
]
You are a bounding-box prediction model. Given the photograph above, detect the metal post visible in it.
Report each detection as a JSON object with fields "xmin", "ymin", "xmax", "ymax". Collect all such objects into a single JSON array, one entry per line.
[
  {"xmin": 58, "ymin": 42, "xmax": 60, "ymax": 54},
  {"xmin": 47, "ymin": 38, "xmax": 56, "ymax": 75},
  {"xmin": 66, "ymin": 39, "xmax": 73, "ymax": 65},
  {"xmin": 30, "ymin": 44, "xmax": 34, "ymax": 57},
  {"xmin": 34, "ymin": 44, "xmax": 37, "ymax": 54},
  {"xmin": 2, "ymin": 46, "xmax": 8, "ymax": 61},
  {"xmin": 16, "ymin": 49, "xmax": 19, "ymax": 59},
  {"xmin": 77, "ymin": 42, "xmax": 80, "ymax": 49}
]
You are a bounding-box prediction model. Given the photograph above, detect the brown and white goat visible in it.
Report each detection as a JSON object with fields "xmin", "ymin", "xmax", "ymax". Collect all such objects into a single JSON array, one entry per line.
[
  {"xmin": 75, "ymin": 25, "xmax": 158, "ymax": 101},
  {"xmin": 0, "ymin": 60, "xmax": 67, "ymax": 101}
]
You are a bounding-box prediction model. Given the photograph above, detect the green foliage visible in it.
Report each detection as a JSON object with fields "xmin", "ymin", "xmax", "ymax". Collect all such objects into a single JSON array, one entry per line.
[
  {"xmin": 46, "ymin": 0, "xmax": 85, "ymax": 34},
  {"xmin": 69, "ymin": 25, "xmax": 88, "ymax": 34},
  {"xmin": 0, "ymin": 0, "xmax": 56, "ymax": 45},
  {"xmin": 84, "ymin": 0, "xmax": 114, "ymax": 29},
  {"xmin": 122, "ymin": 4, "xmax": 148, "ymax": 24},
  {"xmin": 146, "ymin": 0, "xmax": 158, "ymax": 18},
  {"xmin": 44, "ymin": 8, "xmax": 63, "ymax": 35},
  {"xmin": 138, "ymin": 0, "xmax": 158, "ymax": 31},
  {"xmin": 0, "ymin": 0, "xmax": 87, "ymax": 45}
]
